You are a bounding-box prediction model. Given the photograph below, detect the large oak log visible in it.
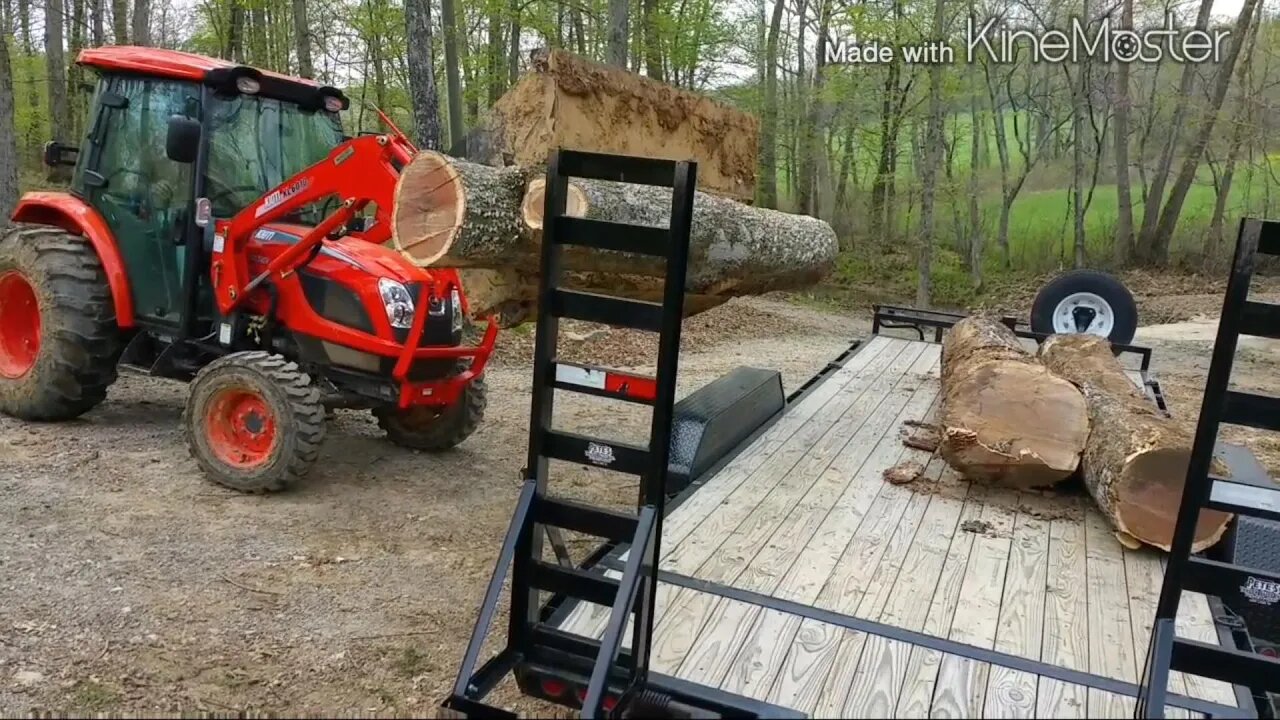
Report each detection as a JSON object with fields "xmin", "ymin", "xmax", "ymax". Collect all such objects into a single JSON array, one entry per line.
[
  {"xmin": 939, "ymin": 316, "xmax": 1089, "ymax": 488},
  {"xmin": 1039, "ymin": 334, "xmax": 1232, "ymax": 552},
  {"xmin": 390, "ymin": 151, "xmax": 837, "ymax": 325},
  {"xmin": 458, "ymin": 48, "xmax": 759, "ymax": 203}
]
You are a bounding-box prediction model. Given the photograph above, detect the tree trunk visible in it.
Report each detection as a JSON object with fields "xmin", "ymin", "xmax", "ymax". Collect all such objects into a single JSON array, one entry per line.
[
  {"xmin": 441, "ymin": 0, "xmax": 465, "ymax": 149},
  {"xmin": 607, "ymin": 0, "xmax": 628, "ymax": 67},
  {"xmin": 1070, "ymin": 61, "xmax": 1087, "ymax": 268},
  {"xmin": 1208, "ymin": 4, "xmax": 1261, "ymax": 261},
  {"xmin": 642, "ymin": 0, "xmax": 661, "ymax": 81},
  {"xmin": 798, "ymin": 0, "xmax": 828, "ymax": 218},
  {"xmin": 111, "ymin": 0, "xmax": 126, "ymax": 42},
  {"xmin": 757, "ymin": 0, "xmax": 784, "ymax": 208},
  {"xmin": 869, "ymin": 58, "xmax": 901, "ymax": 239},
  {"xmin": 226, "ymin": 1, "xmax": 244, "ymax": 61},
  {"xmin": 1039, "ymin": 334, "xmax": 1232, "ymax": 551},
  {"xmin": 1136, "ymin": 0, "xmax": 1214, "ymax": 263},
  {"xmin": 0, "ymin": 32, "xmax": 18, "ymax": 220},
  {"xmin": 487, "ymin": 10, "xmax": 504, "ymax": 104},
  {"xmin": 940, "ymin": 317, "xmax": 1089, "ymax": 488},
  {"xmin": 130, "ymin": 0, "xmax": 148, "ymax": 45},
  {"xmin": 91, "ymin": 0, "xmax": 103, "ymax": 44},
  {"xmin": 389, "ymin": 152, "xmax": 837, "ymax": 315},
  {"xmin": 45, "ymin": 0, "xmax": 68, "ymax": 147},
  {"xmin": 967, "ymin": 71, "xmax": 982, "ymax": 289},
  {"xmin": 1151, "ymin": 0, "xmax": 1261, "ymax": 262},
  {"xmin": 506, "ymin": 0, "xmax": 520, "ymax": 85},
  {"xmin": 292, "ymin": 0, "xmax": 313, "ymax": 78},
  {"xmin": 918, "ymin": 0, "xmax": 945, "ymax": 308},
  {"xmin": 405, "ymin": 0, "xmax": 440, "ymax": 150},
  {"xmin": 1112, "ymin": 0, "xmax": 1135, "ymax": 265},
  {"xmin": 67, "ymin": 0, "xmax": 85, "ymax": 139}
]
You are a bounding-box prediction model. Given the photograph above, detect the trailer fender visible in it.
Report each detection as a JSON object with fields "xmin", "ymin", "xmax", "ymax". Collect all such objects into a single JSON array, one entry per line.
[{"xmin": 10, "ymin": 192, "xmax": 135, "ymax": 328}]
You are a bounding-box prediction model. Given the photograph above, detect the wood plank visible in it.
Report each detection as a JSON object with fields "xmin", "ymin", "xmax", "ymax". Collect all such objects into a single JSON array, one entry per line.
[
  {"xmin": 1036, "ymin": 496, "xmax": 1089, "ymax": 719},
  {"xmin": 1124, "ymin": 549, "xmax": 1192, "ymax": 718},
  {"xmin": 982, "ymin": 491, "xmax": 1052, "ymax": 719},
  {"xmin": 647, "ymin": 345, "xmax": 937, "ymax": 675},
  {"xmin": 894, "ymin": 496, "xmax": 987, "ymax": 717},
  {"xmin": 557, "ymin": 337, "xmax": 909, "ymax": 638},
  {"xmin": 931, "ymin": 489, "xmax": 1018, "ymax": 718},
  {"xmin": 1173, "ymin": 581, "xmax": 1239, "ymax": 707},
  {"xmin": 689, "ymin": 353, "xmax": 941, "ymax": 692},
  {"xmin": 1083, "ymin": 509, "xmax": 1138, "ymax": 718}
]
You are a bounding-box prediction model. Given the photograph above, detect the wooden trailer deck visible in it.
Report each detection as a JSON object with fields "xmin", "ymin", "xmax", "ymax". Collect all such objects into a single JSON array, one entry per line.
[{"xmin": 554, "ymin": 334, "xmax": 1249, "ymax": 718}]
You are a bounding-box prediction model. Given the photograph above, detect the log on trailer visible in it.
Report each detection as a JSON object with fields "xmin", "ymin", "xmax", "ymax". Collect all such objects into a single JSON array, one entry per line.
[
  {"xmin": 1038, "ymin": 333, "xmax": 1233, "ymax": 552},
  {"xmin": 455, "ymin": 48, "xmax": 760, "ymax": 203},
  {"xmin": 938, "ymin": 316, "xmax": 1089, "ymax": 488},
  {"xmin": 391, "ymin": 151, "xmax": 838, "ymax": 324}
]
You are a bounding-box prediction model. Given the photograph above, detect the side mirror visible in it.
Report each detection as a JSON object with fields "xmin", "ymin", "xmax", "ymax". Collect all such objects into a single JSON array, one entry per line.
[
  {"xmin": 165, "ymin": 115, "xmax": 201, "ymax": 164},
  {"xmin": 42, "ymin": 141, "xmax": 79, "ymax": 167}
]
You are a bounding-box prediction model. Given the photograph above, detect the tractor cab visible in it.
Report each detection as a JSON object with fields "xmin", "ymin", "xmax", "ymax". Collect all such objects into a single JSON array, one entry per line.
[{"xmin": 58, "ymin": 48, "xmax": 348, "ymax": 329}]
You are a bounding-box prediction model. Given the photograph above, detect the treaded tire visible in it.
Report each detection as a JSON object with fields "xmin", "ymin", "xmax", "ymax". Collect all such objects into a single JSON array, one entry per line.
[
  {"xmin": 373, "ymin": 373, "xmax": 487, "ymax": 451},
  {"xmin": 0, "ymin": 223, "xmax": 123, "ymax": 421},
  {"xmin": 184, "ymin": 351, "xmax": 325, "ymax": 493},
  {"xmin": 1030, "ymin": 269, "xmax": 1139, "ymax": 346}
]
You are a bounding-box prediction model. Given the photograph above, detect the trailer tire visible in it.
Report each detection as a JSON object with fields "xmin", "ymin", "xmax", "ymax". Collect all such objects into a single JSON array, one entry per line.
[
  {"xmin": 0, "ymin": 224, "xmax": 123, "ymax": 421},
  {"xmin": 185, "ymin": 352, "xmax": 325, "ymax": 493},
  {"xmin": 1030, "ymin": 270, "xmax": 1138, "ymax": 346}
]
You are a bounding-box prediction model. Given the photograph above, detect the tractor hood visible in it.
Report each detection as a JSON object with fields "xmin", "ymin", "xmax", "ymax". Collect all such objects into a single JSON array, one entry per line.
[{"xmin": 251, "ymin": 223, "xmax": 425, "ymax": 284}]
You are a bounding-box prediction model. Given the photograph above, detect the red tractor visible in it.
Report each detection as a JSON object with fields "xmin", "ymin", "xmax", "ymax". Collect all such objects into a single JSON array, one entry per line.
[{"xmin": 0, "ymin": 47, "xmax": 498, "ymax": 492}]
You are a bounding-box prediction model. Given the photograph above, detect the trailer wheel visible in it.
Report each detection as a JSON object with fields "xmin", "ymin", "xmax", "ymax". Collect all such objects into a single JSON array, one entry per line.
[
  {"xmin": 185, "ymin": 352, "xmax": 325, "ymax": 493},
  {"xmin": 1030, "ymin": 270, "xmax": 1138, "ymax": 346},
  {"xmin": 374, "ymin": 373, "xmax": 487, "ymax": 451},
  {"xmin": 0, "ymin": 224, "xmax": 123, "ymax": 421}
]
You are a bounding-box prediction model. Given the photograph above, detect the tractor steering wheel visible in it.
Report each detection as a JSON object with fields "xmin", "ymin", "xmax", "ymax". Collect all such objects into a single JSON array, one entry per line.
[{"xmin": 207, "ymin": 185, "xmax": 267, "ymax": 215}]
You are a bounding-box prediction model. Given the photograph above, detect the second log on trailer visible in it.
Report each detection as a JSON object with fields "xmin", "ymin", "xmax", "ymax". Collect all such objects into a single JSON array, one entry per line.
[
  {"xmin": 938, "ymin": 316, "xmax": 1090, "ymax": 488},
  {"xmin": 1039, "ymin": 334, "xmax": 1233, "ymax": 552}
]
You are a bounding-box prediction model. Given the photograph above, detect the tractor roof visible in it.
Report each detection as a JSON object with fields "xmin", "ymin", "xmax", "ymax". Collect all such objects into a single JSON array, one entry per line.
[{"xmin": 77, "ymin": 46, "xmax": 321, "ymax": 88}]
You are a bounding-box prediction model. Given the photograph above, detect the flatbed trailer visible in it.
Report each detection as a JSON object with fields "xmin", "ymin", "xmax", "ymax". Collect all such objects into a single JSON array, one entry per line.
[{"xmin": 540, "ymin": 305, "xmax": 1256, "ymax": 719}]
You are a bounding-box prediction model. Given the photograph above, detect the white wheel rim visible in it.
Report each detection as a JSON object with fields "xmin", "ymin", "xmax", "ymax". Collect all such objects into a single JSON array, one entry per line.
[{"xmin": 1052, "ymin": 292, "xmax": 1114, "ymax": 337}]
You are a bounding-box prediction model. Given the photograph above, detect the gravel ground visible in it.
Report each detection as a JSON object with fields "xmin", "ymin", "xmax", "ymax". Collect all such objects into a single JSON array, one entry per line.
[{"xmin": 1, "ymin": 291, "xmax": 1276, "ymax": 717}]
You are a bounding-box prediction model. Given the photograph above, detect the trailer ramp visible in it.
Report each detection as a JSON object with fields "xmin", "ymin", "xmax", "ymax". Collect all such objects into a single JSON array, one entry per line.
[{"xmin": 554, "ymin": 333, "xmax": 1251, "ymax": 718}]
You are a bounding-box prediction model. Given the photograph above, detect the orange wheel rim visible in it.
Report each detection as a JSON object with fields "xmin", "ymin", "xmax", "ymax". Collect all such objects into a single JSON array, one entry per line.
[
  {"xmin": 204, "ymin": 387, "xmax": 278, "ymax": 468},
  {"xmin": 0, "ymin": 272, "xmax": 41, "ymax": 379}
]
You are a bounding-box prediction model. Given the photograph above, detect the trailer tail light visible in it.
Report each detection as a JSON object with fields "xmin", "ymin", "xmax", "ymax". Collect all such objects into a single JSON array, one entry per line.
[{"xmin": 540, "ymin": 678, "xmax": 567, "ymax": 698}]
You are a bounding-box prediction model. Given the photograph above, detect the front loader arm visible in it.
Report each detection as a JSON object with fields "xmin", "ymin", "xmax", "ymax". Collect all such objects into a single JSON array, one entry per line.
[{"xmin": 213, "ymin": 132, "xmax": 417, "ymax": 314}]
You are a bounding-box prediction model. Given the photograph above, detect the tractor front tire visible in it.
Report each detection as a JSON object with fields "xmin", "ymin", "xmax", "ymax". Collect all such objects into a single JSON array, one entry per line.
[
  {"xmin": 184, "ymin": 352, "xmax": 326, "ymax": 493},
  {"xmin": 0, "ymin": 224, "xmax": 123, "ymax": 421},
  {"xmin": 373, "ymin": 374, "xmax": 487, "ymax": 452}
]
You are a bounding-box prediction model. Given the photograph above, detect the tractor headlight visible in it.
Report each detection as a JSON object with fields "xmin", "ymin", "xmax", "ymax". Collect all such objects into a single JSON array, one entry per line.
[
  {"xmin": 451, "ymin": 288, "xmax": 463, "ymax": 333},
  {"xmin": 378, "ymin": 278, "xmax": 415, "ymax": 330}
]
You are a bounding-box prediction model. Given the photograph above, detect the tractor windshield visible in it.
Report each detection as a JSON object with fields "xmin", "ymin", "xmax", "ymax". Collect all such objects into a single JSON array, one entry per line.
[{"xmin": 205, "ymin": 94, "xmax": 344, "ymax": 221}]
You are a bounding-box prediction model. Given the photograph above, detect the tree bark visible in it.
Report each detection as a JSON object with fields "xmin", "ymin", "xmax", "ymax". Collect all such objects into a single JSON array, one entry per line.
[
  {"xmin": 405, "ymin": 0, "xmax": 440, "ymax": 150},
  {"xmin": 757, "ymin": 0, "xmax": 784, "ymax": 208},
  {"xmin": 292, "ymin": 0, "xmax": 313, "ymax": 78},
  {"xmin": 642, "ymin": 0, "xmax": 661, "ymax": 81},
  {"xmin": 1151, "ymin": 0, "xmax": 1261, "ymax": 261},
  {"xmin": 44, "ymin": 0, "xmax": 69, "ymax": 146},
  {"xmin": 940, "ymin": 316, "xmax": 1089, "ymax": 488},
  {"xmin": 506, "ymin": 0, "xmax": 520, "ymax": 85},
  {"xmin": 0, "ymin": 31, "xmax": 18, "ymax": 220},
  {"xmin": 111, "ymin": 0, "xmax": 126, "ymax": 42},
  {"xmin": 918, "ymin": 0, "xmax": 945, "ymax": 308},
  {"xmin": 487, "ymin": 11, "xmax": 505, "ymax": 104},
  {"xmin": 1208, "ymin": 4, "xmax": 1261, "ymax": 261},
  {"xmin": 1135, "ymin": 0, "xmax": 1213, "ymax": 264},
  {"xmin": 1039, "ymin": 334, "xmax": 1233, "ymax": 551},
  {"xmin": 226, "ymin": 1, "xmax": 244, "ymax": 62},
  {"xmin": 130, "ymin": 0, "xmax": 149, "ymax": 45},
  {"xmin": 1112, "ymin": 0, "xmax": 1135, "ymax": 265},
  {"xmin": 606, "ymin": 0, "xmax": 628, "ymax": 67},
  {"xmin": 389, "ymin": 152, "xmax": 837, "ymax": 317},
  {"xmin": 440, "ymin": 0, "xmax": 465, "ymax": 149}
]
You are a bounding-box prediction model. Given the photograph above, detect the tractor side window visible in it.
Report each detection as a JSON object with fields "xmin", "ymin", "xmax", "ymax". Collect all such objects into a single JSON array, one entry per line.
[
  {"xmin": 205, "ymin": 96, "xmax": 344, "ymax": 221},
  {"xmin": 87, "ymin": 76, "xmax": 200, "ymax": 326}
]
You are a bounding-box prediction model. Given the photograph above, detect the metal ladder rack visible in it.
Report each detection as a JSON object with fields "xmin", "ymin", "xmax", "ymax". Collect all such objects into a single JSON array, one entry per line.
[
  {"xmin": 1136, "ymin": 218, "xmax": 1280, "ymax": 719},
  {"xmin": 444, "ymin": 149, "xmax": 696, "ymax": 719}
]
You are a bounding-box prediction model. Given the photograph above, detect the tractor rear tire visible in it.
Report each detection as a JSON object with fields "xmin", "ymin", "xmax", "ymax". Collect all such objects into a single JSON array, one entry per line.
[
  {"xmin": 184, "ymin": 351, "xmax": 326, "ymax": 493},
  {"xmin": 0, "ymin": 224, "xmax": 123, "ymax": 421},
  {"xmin": 373, "ymin": 373, "xmax": 487, "ymax": 451}
]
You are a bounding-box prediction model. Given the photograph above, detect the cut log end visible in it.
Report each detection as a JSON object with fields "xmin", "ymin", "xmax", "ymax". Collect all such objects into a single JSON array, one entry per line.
[
  {"xmin": 392, "ymin": 150, "xmax": 465, "ymax": 266},
  {"xmin": 521, "ymin": 177, "xmax": 589, "ymax": 231},
  {"xmin": 1115, "ymin": 447, "xmax": 1233, "ymax": 552}
]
